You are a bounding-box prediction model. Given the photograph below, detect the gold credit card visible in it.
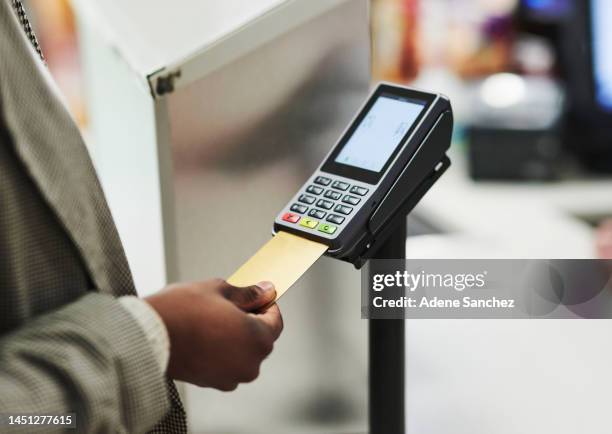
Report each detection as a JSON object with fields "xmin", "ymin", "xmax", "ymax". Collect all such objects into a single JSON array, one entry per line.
[{"xmin": 227, "ymin": 231, "xmax": 328, "ymax": 300}]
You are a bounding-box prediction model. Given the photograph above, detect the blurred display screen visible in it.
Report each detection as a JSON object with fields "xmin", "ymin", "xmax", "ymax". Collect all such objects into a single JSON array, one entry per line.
[
  {"xmin": 335, "ymin": 94, "xmax": 425, "ymax": 172},
  {"xmin": 592, "ymin": 0, "xmax": 612, "ymax": 111},
  {"xmin": 522, "ymin": 0, "xmax": 572, "ymax": 19}
]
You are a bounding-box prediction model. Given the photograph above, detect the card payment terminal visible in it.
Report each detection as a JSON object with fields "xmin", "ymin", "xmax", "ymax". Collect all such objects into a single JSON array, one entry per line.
[{"xmin": 273, "ymin": 83, "xmax": 453, "ymax": 267}]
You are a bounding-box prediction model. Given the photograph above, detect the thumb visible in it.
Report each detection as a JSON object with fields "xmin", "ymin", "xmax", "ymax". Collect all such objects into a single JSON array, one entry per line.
[{"xmin": 222, "ymin": 281, "xmax": 277, "ymax": 312}]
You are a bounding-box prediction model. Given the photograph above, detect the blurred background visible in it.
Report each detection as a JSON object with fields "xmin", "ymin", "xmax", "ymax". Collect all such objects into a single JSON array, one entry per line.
[{"xmin": 22, "ymin": 0, "xmax": 612, "ymax": 433}]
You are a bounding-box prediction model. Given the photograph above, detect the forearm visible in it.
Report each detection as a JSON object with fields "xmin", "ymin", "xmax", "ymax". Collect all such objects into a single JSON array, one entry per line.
[{"xmin": 0, "ymin": 292, "xmax": 170, "ymax": 433}]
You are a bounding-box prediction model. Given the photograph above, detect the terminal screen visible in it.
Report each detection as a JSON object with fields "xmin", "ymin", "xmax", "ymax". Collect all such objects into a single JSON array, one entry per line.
[{"xmin": 334, "ymin": 94, "xmax": 426, "ymax": 172}]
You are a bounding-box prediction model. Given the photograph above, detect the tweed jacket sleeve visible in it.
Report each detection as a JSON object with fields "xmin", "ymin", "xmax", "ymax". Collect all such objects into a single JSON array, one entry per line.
[
  {"xmin": 0, "ymin": 293, "xmax": 170, "ymax": 433},
  {"xmin": 0, "ymin": 0, "xmax": 185, "ymax": 432}
]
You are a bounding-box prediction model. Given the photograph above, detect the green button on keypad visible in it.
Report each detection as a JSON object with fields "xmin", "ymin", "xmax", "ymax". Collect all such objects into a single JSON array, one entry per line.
[
  {"xmin": 318, "ymin": 223, "xmax": 337, "ymax": 234},
  {"xmin": 300, "ymin": 217, "xmax": 318, "ymax": 229}
]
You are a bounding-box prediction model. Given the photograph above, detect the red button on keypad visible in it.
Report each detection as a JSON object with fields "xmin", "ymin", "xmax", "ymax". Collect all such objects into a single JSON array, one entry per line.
[{"xmin": 282, "ymin": 212, "xmax": 300, "ymax": 223}]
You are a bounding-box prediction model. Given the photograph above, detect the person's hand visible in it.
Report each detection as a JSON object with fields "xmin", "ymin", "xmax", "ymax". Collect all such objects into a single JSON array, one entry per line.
[{"xmin": 145, "ymin": 279, "xmax": 283, "ymax": 391}]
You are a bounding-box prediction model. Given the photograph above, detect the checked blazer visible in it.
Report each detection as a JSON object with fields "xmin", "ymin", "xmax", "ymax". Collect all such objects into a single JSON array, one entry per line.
[{"xmin": 0, "ymin": 1, "xmax": 186, "ymax": 432}]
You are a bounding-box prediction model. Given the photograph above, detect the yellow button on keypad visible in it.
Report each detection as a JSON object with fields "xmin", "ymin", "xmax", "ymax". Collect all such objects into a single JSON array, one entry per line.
[{"xmin": 299, "ymin": 217, "xmax": 318, "ymax": 229}]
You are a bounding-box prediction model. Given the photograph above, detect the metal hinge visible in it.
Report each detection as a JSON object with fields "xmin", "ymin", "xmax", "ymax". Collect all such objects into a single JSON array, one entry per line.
[{"xmin": 151, "ymin": 69, "xmax": 182, "ymax": 97}]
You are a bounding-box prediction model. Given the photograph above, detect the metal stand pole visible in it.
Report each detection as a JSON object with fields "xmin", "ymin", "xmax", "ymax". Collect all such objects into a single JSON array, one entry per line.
[{"xmin": 369, "ymin": 221, "xmax": 406, "ymax": 434}]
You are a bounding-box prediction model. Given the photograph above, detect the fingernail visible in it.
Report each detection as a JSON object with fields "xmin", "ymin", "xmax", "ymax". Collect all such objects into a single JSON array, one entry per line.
[{"xmin": 256, "ymin": 281, "xmax": 274, "ymax": 292}]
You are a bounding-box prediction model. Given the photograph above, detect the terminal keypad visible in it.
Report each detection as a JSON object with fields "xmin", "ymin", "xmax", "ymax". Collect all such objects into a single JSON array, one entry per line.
[{"xmin": 283, "ymin": 175, "xmax": 369, "ymax": 235}]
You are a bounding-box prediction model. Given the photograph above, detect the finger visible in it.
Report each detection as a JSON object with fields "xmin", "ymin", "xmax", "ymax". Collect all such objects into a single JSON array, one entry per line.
[
  {"xmin": 221, "ymin": 281, "xmax": 277, "ymax": 312},
  {"xmin": 250, "ymin": 303, "xmax": 283, "ymax": 340},
  {"xmin": 216, "ymin": 382, "xmax": 238, "ymax": 392}
]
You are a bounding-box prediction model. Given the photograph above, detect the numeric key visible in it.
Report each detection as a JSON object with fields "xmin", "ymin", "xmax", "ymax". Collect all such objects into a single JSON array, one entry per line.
[
  {"xmin": 316, "ymin": 199, "xmax": 334, "ymax": 210},
  {"xmin": 324, "ymin": 190, "xmax": 342, "ymax": 200},
  {"xmin": 298, "ymin": 194, "xmax": 316, "ymax": 205},
  {"xmin": 334, "ymin": 204, "xmax": 353, "ymax": 215},
  {"xmin": 290, "ymin": 203, "xmax": 308, "ymax": 214},
  {"xmin": 331, "ymin": 181, "xmax": 350, "ymax": 191},
  {"xmin": 350, "ymin": 185, "xmax": 369, "ymax": 196},
  {"xmin": 306, "ymin": 185, "xmax": 323, "ymax": 195},
  {"xmin": 314, "ymin": 176, "xmax": 331, "ymax": 186},
  {"xmin": 342, "ymin": 195, "xmax": 361, "ymax": 205},
  {"xmin": 326, "ymin": 214, "xmax": 345, "ymax": 225},
  {"xmin": 309, "ymin": 209, "xmax": 326, "ymax": 219}
]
